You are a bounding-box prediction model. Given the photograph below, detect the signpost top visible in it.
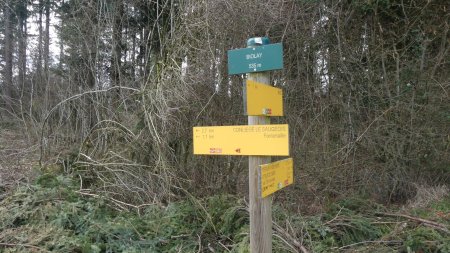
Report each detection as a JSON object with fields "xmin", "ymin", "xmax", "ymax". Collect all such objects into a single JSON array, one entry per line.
[{"xmin": 247, "ymin": 37, "xmax": 270, "ymax": 47}]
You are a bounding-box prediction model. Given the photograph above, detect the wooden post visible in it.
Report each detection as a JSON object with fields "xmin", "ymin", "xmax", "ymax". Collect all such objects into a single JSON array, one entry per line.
[{"xmin": 247, "ymin": 37, "xmax": 272, "ymax": 253}]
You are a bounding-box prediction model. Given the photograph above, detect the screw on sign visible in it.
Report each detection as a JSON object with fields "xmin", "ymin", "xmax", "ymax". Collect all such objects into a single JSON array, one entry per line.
[{"xmin": 263, "ymin": 108, "xmax": 272, "ymax": 115}]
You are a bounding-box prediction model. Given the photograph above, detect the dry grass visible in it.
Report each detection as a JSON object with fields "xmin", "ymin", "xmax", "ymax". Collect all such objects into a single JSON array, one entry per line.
[
  {"xmin": 406, "ymin": 184, "xmax": 449, "ymax": 209},
  {"xmin": 0, "ymin": 124, "xmax": 39, "ymax": 194}
]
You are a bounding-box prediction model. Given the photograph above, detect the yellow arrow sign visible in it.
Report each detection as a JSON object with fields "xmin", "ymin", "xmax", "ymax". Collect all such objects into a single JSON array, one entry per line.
[
  {"xmin": 193, "ymin": 124, "xmax": 289, "ymax": 156},
  {"xmin": 245, "ymin": 80, "xmax": 283, "ymax": 116},
  {"xmin": 260, "ymin": 158, "xmax": 294, "ymax": 198}
]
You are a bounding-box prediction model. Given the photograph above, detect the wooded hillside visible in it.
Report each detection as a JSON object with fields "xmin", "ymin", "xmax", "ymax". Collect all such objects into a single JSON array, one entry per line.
[{"xmin": 0, "ymin": 0, "xmax": 448, "ymax": 213}]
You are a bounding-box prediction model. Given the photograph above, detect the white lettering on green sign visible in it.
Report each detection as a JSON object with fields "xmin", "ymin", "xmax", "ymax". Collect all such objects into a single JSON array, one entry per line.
[
  {"xmin": 227, "ymin": 43, "xmax": 283, "ymax": 75},
  {"xmin": 246, "ymin": 52, "xmax": 262, "ymax": 60}
]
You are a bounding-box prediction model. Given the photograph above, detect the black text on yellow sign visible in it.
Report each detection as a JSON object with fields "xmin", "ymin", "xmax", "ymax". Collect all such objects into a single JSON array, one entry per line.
[
  {"xmin": 193, "ymin": 124, "xmax": 289, "ymax": 156},
  {"xmin": 260, "ymin": 158, "xmax": 294, "ymax": 198}
]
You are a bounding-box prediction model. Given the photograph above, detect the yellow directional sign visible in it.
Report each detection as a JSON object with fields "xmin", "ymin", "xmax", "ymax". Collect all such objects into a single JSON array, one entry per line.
[
  {"xmin": 193, "ymin": 124, "xmax": 289, "ymax": 156},
  {"xmin": 260, "ymin": 158, "xmax": 294, "ymax": 198},
  {"xmin": 245, "ymin": 80, "xmax": 283, "ymax": 116}
]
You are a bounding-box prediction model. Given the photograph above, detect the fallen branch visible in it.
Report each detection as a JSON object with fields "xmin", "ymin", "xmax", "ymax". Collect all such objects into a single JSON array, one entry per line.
[
  {"xmin": 338, "ymin": 240, "xmax": 403, "ymax": 250},
  {"xmin": 324, "ymin": 206, "xmax": 343, "ymax": 225},
  {"xmin": 376, "ymin": 212, "xmax": 450, "ymax": 234},
  {"xmin": 0, "ymin": 242, "xmax": 50, "ymax": 252},
  {"xmin": 273, "ymin": 221, "xmax": 309, "ymax": 253},
  {"xmin": 75, "ymin": 190, "xmax": 156, "ymax": 215}
]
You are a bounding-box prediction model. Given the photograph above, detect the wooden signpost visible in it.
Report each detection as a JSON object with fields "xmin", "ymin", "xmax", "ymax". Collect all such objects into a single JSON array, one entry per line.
[
  {"xmin": 193, "ymin": 37, "xmax": 292, "ymax": 253},
  {"xmin": 247, "ymin": 68, "xmax": 273, "ymax": 253}
]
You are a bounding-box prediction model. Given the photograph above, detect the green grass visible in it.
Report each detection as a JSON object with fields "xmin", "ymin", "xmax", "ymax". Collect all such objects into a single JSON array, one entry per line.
[
  {"xmin": 0, "ymin": 174, "xmax": 448, "ymax": 252},
  {"xmin": 0, "ymin": 174, "xmax": 253, "ymax": 252}
]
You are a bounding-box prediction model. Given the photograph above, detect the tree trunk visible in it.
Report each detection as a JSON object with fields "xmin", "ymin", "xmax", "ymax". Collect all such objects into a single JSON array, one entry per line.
[
  {"xmin": 131, "ymin": 30, "xmax": 136, "ymax": 82},
  {"xmin": 18, "ymin": 0, "xmax": 27, "ymax": 90},
  {"xmin": 43, "ymin": 0, "xmax": 50, "ymax": 115},
  {"xmin": 2, "ymin": 1, "xmax": 14, "ymax": 110},
  {"xmin": 111, "ymin": 0, "xmax": 123, "ymax": 87},
  {"xmin": 44, "ymin": 0, "xmax": 50, "ymax": 75},
  {"xmin": 37, "ymin": 0, "xmax": 43, "ymax": 92},
  {"xmin": 58, "ymin": 0, "xmax": 64, "ymax": 70}
]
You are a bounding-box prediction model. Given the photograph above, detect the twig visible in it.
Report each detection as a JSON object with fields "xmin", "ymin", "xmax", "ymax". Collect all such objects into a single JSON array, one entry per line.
[
  {"xmin": 324, "ymin": 206, "xmax": 343, "ymax": 225},
  {"xmin": 194, "ymin": 91, "xmax": 216, "ymax": 123},
  {"xmin": 179, "ymin": 187, "xmax": 218, "ymax": 233},
  {"xmin": 217, "ymin": 241, "xmax": 231, "ymax": 252},
  {"xmin": 273, "ymin": 234, "xmax": 298, "ymax": 252},
  {"xmin": 196, "ymin": 234, "xmax": 202, "ymax": 253},
  {"xmin": 75, "ymin": 190, "xmax": 155, "ymax": 214},
  {"xmin": 338, "ymin": 240, "xmax": 403, "ymax": 250},
  {"xmin": 0, "ymin": 242, "xmax": 50, "ymax": 252},
  {"xmin": 376, "ymin": 212, "xmax": 450, "ymax": 234},
  {"xmin": 273, "ymin": 221, "xmax": 309, "ymax": 253}
]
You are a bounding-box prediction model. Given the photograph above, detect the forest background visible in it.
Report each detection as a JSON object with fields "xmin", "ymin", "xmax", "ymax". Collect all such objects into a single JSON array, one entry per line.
[{"xmin": 0, "ymin": 0, "xmax": 449, "ymax": 252}]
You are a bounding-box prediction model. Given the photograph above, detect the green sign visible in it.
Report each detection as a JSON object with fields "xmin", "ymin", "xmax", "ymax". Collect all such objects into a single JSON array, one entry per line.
[{"xmin": 227, "ymin": 43, "xmax": 283, "ymax": 75}]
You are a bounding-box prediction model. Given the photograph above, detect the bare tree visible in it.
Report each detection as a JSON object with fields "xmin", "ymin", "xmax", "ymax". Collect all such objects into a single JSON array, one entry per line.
[{"xmin": 2, "ymin": 0, "xmax": 14, "ymax": 111}]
